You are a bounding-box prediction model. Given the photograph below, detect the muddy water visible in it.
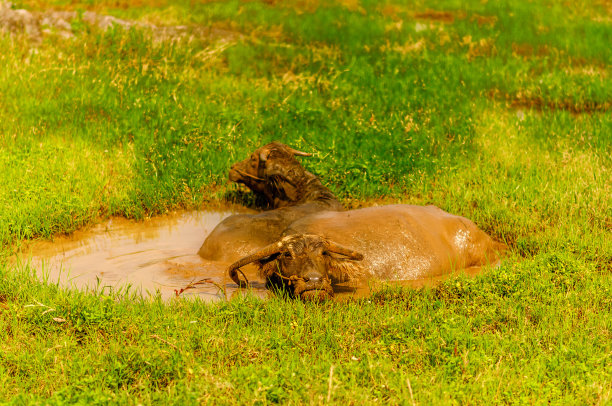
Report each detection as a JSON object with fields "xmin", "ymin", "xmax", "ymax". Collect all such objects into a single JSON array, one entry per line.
[
  {"xmin": 19, "ymin": 208, "xmax": 267, "ymax": 301},
  {"xmin": 19, "ymin": 209, "xmax": 487, "ymax": 301}
]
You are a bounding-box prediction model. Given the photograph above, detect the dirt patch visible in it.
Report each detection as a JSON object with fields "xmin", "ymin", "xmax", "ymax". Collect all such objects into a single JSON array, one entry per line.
[
  {"xmin": 0, "ymin": 1, "xmax": 242, "ymax": 43},
  {"xmin": 488, "ymin": 90, "xmax": 611, "ymax": 114},
  {"xmin": 413, "ymin": 9, "xmax": 464, "ymax": 24},
  {"xmin": 509, "ymin": 97, "xmax": 610, "ymax": 114}
]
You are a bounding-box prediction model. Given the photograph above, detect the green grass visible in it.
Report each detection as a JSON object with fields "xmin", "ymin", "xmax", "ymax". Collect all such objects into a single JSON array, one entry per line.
[{"xmin": 1, "ymin": 0, "xmax": 611, "ymax": 403}]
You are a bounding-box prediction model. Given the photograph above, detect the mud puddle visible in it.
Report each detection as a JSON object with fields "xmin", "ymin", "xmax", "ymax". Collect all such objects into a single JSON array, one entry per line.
[
  {"xmin": 18, "ymin": 208, "xmax": 487, "ymax": 302},
  {"xmin": 18, "ymin": 208, "xmax": 267, "ymax": 301}
]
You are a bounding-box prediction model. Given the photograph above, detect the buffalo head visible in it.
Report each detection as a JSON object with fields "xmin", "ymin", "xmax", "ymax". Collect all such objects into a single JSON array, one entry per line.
[
  {"xmin": 227, "ymin": 234, "xmax": 364, "ymax": 301},
  {"xmin": 228, "ymin": 142, "xmax": 314, "ymax": 208}
]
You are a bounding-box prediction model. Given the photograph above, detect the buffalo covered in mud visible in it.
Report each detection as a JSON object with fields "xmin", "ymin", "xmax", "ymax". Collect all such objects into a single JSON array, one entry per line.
[{"xmin": 227, "ymin": 205, "xmax": 506, "ymax": 301}]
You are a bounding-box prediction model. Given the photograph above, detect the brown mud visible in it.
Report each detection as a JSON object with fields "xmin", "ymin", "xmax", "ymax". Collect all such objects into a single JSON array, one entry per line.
[
  {"xmin": 17, "ymin": 207, "xmax": 491, "ymax": 302},
  {"xmin": 17, "ymin": 207, "xmax": 262, "ymax": 301}
]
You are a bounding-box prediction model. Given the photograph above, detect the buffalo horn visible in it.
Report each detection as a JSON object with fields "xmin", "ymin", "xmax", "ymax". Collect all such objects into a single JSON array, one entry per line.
[
  {"xmin": 234, "ymin": 168, "xmax": 264, "ymax": 181},
  {"xmin": 289, "ymin": 147, "xmax": 312, "ymax": 157},
  {"xmin": 324, "ymin": 241, "xmax": 364, "ymax": 260},
  {"xmin": 227, "ymin": 242, "xmax": 285, "ymax": 286},
  {"xmin": 259, "ymin": 150, "xmax": 270, "ymax": 162}
]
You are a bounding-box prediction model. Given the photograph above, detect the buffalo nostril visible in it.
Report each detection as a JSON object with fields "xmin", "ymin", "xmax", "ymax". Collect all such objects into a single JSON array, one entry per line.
[{"xmin": 304, "ymin": 272, "xmax": 322, "ymax": 283}]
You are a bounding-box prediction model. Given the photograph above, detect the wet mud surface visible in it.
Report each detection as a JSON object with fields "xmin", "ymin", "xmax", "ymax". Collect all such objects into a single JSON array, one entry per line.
[
  {"xmin": 18, "ymin": 208, "xmax": 262, "ymax": 301},
  {"xmin": 18, "ymin": 208, "xmax": 489, "ymax": 302}
]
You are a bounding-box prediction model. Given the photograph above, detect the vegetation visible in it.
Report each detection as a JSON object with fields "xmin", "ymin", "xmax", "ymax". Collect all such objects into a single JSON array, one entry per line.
[{"xmin": 1, "ymin": 0, "xmax": 610, "ymax": 403}]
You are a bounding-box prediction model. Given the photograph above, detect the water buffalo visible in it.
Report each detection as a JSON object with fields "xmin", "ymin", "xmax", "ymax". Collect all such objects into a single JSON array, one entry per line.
[
  {"xmin": 227, "ymin": 205, "xmax": 506, "ymax": 300},
  {"xmin": 227, "ymin": 141, "xmax": 340, "ymax": 209},
  {"xmin": 198, "ymin": 142, "xmax": 344, "ymax": 263}
]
